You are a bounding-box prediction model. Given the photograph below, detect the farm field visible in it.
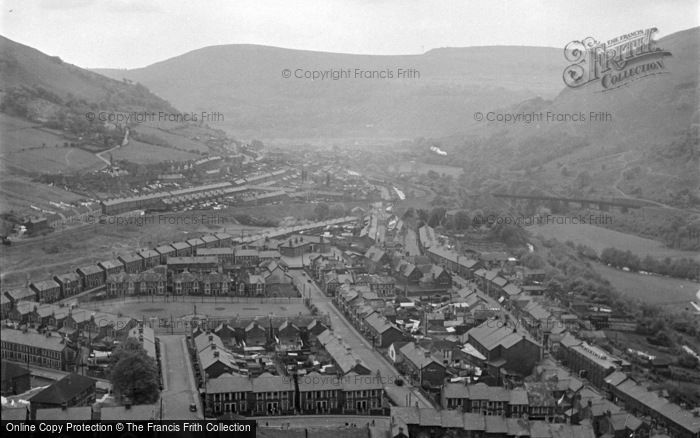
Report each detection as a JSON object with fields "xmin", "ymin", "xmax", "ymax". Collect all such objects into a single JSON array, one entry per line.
[
  {"xmin": 110, "ymin": 139, "xmax": 200, "ymax": 163},
  {"xmin": 134, "ymin": 123, "xmax": 210, "ymax": 153},
  {"xmin": 390, "ymin": 160, "xmax": 463, "ymax": 177},
  {"xmin": 3, "ymin": 145, "xmax": 105, "ymax": 174},
  {"xmin": 591, "ymin": 262, "xmax": 700, "ymax": 312},
  {"xmin": 0, "ymin": 174, "xmax": 85, "ymax": 216},
  {"xmin": 528, "ymin": 220, "xmax": 700, "ymax": 262},
  {"xmin": 0, "ymin": 114, "xmax": 104, "ymax": 174},
  {"xmin": 0, "ymin": 209, "xmax": 263, "ymax": 288}
]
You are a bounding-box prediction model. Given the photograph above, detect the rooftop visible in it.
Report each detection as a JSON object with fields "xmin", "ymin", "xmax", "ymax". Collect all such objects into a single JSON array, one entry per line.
[{"xmin": 30, "ymin": 373, "xmax": 95, "ymax": 405}]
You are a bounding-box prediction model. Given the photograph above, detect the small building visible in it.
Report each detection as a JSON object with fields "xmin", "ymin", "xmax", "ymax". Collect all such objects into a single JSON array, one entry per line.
[
  {"xmin": 197, "ymin": 247, "xmax": 235, "ymax": 264},
  {"xmin": 35, "ymin": 406, "xmax": 92, "ymax": 420},
  {"xmin": 98, "ymin": 259, "xmax": 124, "ymax": 278},
  {"xmin": 29, "ymin": 280, "xmax": 61, "ymax": 303},
  {"xmin": 53, "ymin": 272, "xmax": 82, "ymax": 299},
  {"xmin": 364, "ymin": 313, "xmax": 404, "ymax": 348},
  {"xmin": 137, "ymin": 249, "xmax": 161, "ymax": 270},
  {"xmin": 1, "ymin": 360, "xmax": 31, "ymax": 396},
  {"xmin": 251, "ymin": 373, "xmax": 295, "ymax": 415},
  {"xmin": 298, "ymin": 371, "xmax": 341, "ymax": 414},
  {"xmin": 245, "ymin": 321, "xmax": 268, "ymax": 346},
  {"xmin": 4, "ymin": 288, "xmax": 36, "ymax": 305},
  {"xmin": 234, "ymin": 248, "xmax": 259, "ymax": 266},
  {"xmin": 341, "ymin": 372, "xmax": 384, "ymax": 414},
  {"xmin": 76, "ymin": 265, "xmax": 105, "ymax": 290},
  {"xmin": 155, "ymin": 245, "xmax": 175, "ymax": 264},
  {"xmin": 276, "ymin": 320, "xmax": 300, "ymax": 345},
  {"xmin": 29, "ymin": 373, "xmax": 96, "ymax": 418},
  {"xmin": 167, "ymin": 256, "xmax": 218, "ymax": 274},
  {"xmin": 118, "ymin": 253, "xmax": 143, "ymax": 274},
  {"xmin": 201, "ymin": 235, "xmax": 220, "ymax": 248},
  {"xmin": 170, "ymin": 241, "xmax": 192, "ymax": 256},
  {"xmin": 205, "ymin": 374, "xmax": 253, "ymax": 416},
  {"xmin": 399, "ymin": 342, "xmax": 447, "ymax": 388}
]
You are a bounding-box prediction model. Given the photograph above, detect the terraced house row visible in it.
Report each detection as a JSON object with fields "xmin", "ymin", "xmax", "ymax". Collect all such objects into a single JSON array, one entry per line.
[{"xmin": 204, "ymin": 371, "xmax": 384, "ymax": 417}]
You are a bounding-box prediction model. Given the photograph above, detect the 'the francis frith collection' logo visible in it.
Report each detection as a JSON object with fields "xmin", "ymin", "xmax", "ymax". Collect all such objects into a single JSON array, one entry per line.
[{"xmin": 563, "ymin": 27, "xmax": 672, "ymax": 91}]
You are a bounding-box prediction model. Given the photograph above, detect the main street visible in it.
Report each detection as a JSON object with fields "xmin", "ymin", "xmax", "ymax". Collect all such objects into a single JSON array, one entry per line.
[
  {"xmin": 159, "ymin": 335, "xmax": 201, "ymax": 419},
  {"xmin": 288, "ymin": 266, "xmax": 433, "ymax": 408}
]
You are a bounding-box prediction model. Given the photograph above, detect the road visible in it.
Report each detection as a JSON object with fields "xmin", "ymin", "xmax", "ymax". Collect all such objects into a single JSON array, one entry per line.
[
  {"xmin": 159, "ymin": 335, "xmax": 201, "ymax": 419},
  {"xmin": 288, "ymin": 268, "xmax": 433, "ymax": 408},
  {"xmin": 254, "ymin": 415, "xmax": 389, "ymax": 429}
]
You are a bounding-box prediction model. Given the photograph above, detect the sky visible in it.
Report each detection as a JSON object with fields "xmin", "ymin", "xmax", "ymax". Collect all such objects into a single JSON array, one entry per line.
[{"xmin": 1, "ymin": 0, "xmax": 698, "ymax": 69}]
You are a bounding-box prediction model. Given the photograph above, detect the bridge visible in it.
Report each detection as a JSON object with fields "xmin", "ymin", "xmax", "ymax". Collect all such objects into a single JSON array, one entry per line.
[{"xmin": 492, "ymin": 193, "xmax": 652, "ymax": 211}]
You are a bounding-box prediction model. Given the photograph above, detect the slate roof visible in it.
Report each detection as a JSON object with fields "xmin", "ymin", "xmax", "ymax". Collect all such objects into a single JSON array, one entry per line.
[
  {"xmin": 399, "ymin": 342, "xmax": 443, "ymax": 369},
  {"xmin": 252, "ymin": 373, "xmax": 294, "ymax": 393},
  {"xmin": 36, "ymin": 406, "xmax": 92, "ymax": 420},
  {"xmin": 205, "ymin": 374, "xmax": 253, "ymax": 394},
  {"xmin": 467, "ymin": 319, "xmax": 537, "ymax": 351},
  {"xmin": 30, "ymin": 373, "xmax": 95, "ymax": 405},
  {"xmin": 1, "ymin": 329, "xmax": 67, "ymax": 352}
]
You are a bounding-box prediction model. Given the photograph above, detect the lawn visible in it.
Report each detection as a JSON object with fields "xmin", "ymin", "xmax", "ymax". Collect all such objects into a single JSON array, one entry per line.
[
  {"xmin": 528, "ymin": 221, "xmax": 700, "ymax": 261},
  {"xmin": 1, "ymin": 114, "xmax": 104, "ymax": 174},
  {"xmin": 591, "ymin": 262, "xmax": 700, "ymax": 311},
  {"xmin": 0, "ymin": 174, "xmax": 85, "ymax": 216},
  {"xmin": 110, "ymin": 140, "xmax": 200, "ymax": 163},
  {"xmin": 134, "ymin": 123, "xmax": 210, "ymax": 153}
]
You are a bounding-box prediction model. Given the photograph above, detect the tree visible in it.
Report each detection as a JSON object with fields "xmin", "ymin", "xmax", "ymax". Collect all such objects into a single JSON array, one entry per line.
[
  {"xmin": 329, "ymin": 203, "xmax": 346, "ymax": 218},
  {"xmin": 314, "ymin": 203, "xmax": 330, "ymax": 220},
  {"xmin": 677, "ymin": 353, "xmax": 699, "ymax": 369},
  {"xmin": 109, "ymin": 338, "xmax": 144, "ymax": 366},
  {"xmin": 453, "ymin": 210, "xmax": 470, "ymax": 230},
  {"xmin": 110, "ymin": 339, "xmax": 159, "ymax": 404},
  {"xmin": 427, "ymin": 207, "xmax": 446, "ymax": 227},
  {"xmin": 521, "ymin": 253, "xmax": 545, "ymax": 269}
]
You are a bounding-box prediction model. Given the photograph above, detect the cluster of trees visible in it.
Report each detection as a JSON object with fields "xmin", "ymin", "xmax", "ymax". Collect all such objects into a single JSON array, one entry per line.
[
  {"xmin": 313, "ymin": 203, "xmax": 347, "ymax": 220},
  {"xmin": 599, "ymin": 247, "xmax": 700, "ymax": 280},
  {"xmin": 110, "ymin": 338, "xmax": 160, "ymax": 404}
]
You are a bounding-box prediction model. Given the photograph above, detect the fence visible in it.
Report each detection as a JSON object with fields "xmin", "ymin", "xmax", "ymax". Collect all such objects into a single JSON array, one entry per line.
[{"xmin": 80, "ymin": 295, "xmax": 305, "ymax": 306}]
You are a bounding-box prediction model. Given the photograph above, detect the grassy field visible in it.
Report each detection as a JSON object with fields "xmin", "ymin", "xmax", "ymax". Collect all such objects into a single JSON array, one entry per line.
[
  {"xmin": 0, "ymin": 174, "xmax": 85, "ymax": 216},
  {"xmin": 390, "ymin": 160, "xmax": 463, "ymax": 177},
  {"xmin": 0, "ymin": 210, "xmax": 263, "ymax": 288},
  {"xmin": 134, "ymin": 123, "xmax": 210, "ymax": 153},
  {"xmin": 110, "ymin": 139, "xmax": 200, "ymax": 163},
  {"xmin": 591, "ymin": 263, "xmax": 700, "ymax": 311},
  {"xmin": 0, "ymin": 114, "xmax": 104, "ymax": 174},
  {"xmin": 528, "ymin": 221, "xmax": 700, "ymax": 262}
]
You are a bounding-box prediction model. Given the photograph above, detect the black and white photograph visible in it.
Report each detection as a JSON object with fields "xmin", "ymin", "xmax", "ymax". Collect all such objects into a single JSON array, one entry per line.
[{"xmin": 0, "ymin": 1, "xmax": 699, "ymax": 437}]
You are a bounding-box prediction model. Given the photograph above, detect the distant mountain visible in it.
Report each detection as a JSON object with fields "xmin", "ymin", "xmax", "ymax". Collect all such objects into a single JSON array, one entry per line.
[
  {"xmin": 95, "ymin": 44, "xmax": 565, "ymax": 139},
  {"xmin": 435, "ymin": 27, "xmax": 700, "ymax": 207},
  {"xmin": 0, "ymin": 35, "xmax": 176, "ymax": 121}
]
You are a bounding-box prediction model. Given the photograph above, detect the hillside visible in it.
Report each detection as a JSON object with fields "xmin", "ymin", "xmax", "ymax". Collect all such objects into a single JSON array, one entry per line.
[
  {"xmin": 0, "ymin": 36, "xmax": 227, "ymax": 216},
  {"xmin": 0, "ymin": 35, "xmax": 176, "ymax": 118},
  {"xmin": 436, "ymin": 27, "xmax": 700, "ymax": 208},
  {"xmin": 95, "ymin": 44, "xmax": 565, "ymax": 139}
]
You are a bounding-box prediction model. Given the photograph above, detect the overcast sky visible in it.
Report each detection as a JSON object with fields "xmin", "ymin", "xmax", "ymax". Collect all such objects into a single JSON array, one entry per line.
[{"xmin": 2, "ymin": 0, "xmax": 698, "ymax": 69}]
